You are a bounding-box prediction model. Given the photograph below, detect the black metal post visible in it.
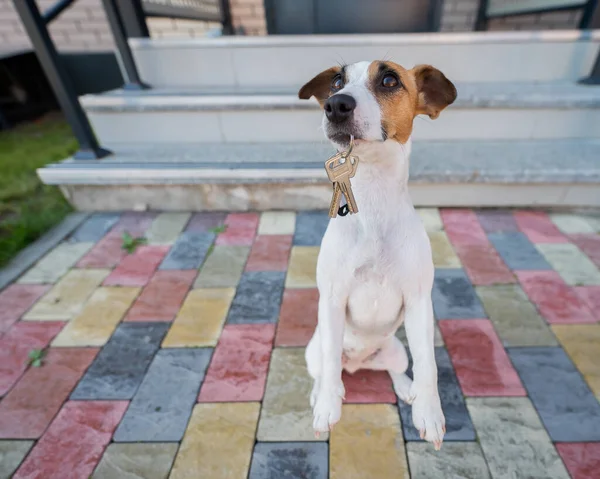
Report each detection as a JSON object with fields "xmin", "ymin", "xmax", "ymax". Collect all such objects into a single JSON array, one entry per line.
[
  {"xmin": 115, "ymin": 0, "xmax": 150, "ymax": 38},
  {"xmin": 474, "ymin": 0, "xmax": 489, "ymax": 31},
  {"xmin": 42, "ymin": 0, "xmax": 75, "ymax": 24},
  {"xmin": 101, "ymin": 0, "xmax": 150, "ymax": 90},
  {"xmin": 579, "ymin": 0, "xmax": 600, "ymax": 85},
  {"xmin": 13, "ymin": 0, "xmax": 111, "ymax": 160},
  {"xmin": 219, "ymin": 0, "xmax": 234, "ymax": 35}
]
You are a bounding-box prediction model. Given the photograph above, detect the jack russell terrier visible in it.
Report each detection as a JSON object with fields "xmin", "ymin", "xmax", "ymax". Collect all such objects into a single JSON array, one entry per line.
[{"xmin": 299, "ymin": 60, "xmax": 457, "ymax": 449}]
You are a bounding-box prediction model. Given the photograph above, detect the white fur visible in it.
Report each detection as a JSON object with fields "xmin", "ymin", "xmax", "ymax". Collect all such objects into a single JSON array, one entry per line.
[{"xmin": 306, "ymin": 62, "xmax": 445, "ymax": 448}]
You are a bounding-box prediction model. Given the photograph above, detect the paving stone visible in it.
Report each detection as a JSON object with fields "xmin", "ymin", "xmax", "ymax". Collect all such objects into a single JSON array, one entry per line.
[
  {"xmin": 170, "ymin": 403, "xmax": 259, "ymax": 479},
  {"xmin": 452, "ymin": 243, "xmax": 514, "ymax": 286},
  {"xmin": 194, "ymin": 245, "xmax": 249, "ymax": 288},
  {"xmin": 488, "ymin": 232, "xmax": 551, "ymax": 270},
  {"xmin": 0, "ymin": 440, "xmax": 33, "ymax": 479},
  {"xmin": 125, "ymin": 270, "xmax": 196, "ymax": 322},
  {"xmin": 216, "ymin": 212, "xmax": 259, "ymax": 246},
  {"xmin": 113, "ymin": 348, "xmax": 212, "ymax": 442},
  {"xmin": 22, "ymin": 269, "xmax": 109, "ymax": 321},
  {"xmin": 199, "ymin": 324, "xmax": 274, "ymax": 402},
  {"xmin": 537, "ymin": 243, "xmax": 600, "ymax": 285},
  {"xmin": 71, "ymin": 322, "xmax": 169, "ymax": 400},
  {"xmin": 227, "ymin": 271, "xmax": 286, "ymax": 324},
  {"xmin": 17, "ymin": 242, "xmax": 94, "ymax": 284},
  {"xmin": 439, "ymin": 319, "xmax": 525, "ymax": 396},
  {"xmin": 550, "ymin": 213, "xmax": 600, "ymax": 234},
  {"xmin": 0, "ymin": 321, "xmax": 65, "ymax": 397},
  {"xmin": 258, "ymin": 211, "xmax": 296, "ymax": 235},
  {"xmin": 343, "ymin": 370, "xmax": 396, "ymax": 404},
  {"xmin": 275, "ymin": 288, "xmax": 318, "ymax": 347},
  {"xmin": 432, "ymin": 269, "xmax": 486, "ymax": 319},
  {"xmin": 513, "ymin": 210, "xmax": 568, "ymax": 243},
  {"xmin": 406, "ymin": 442, "xmax": 491, "ymax": 479},
  {"xmin": 517, "ymin": 271, "xmax": 596, "ymax": 324},
  {"xmin": 111, "ymin": 211, "xmax": 156, "ymax": 236},
  {"xmin": 185, "ymin": 212, "xmax": 227, "ymax": 232},
  {"xmin": 395, "ymin": 322, "xmax": 444, "ymax": 347},
  {"xmin": 52, "ymin": 287, "xmax": 140, "ymax": 347},
  {"xmin": 146, "ymin": 212, "xmax": 191, "ymax": 245},
  {"xmin": 246, "ymin": 235, "xmax": 293, "ymax": 271},
  {"xmin": 476, "ymin": 284, "xmax": 557, "ymax": 346},
  {"xmin": 428, "ymin": 231, "xmax": 461, "ymax": 268},
  {"xmin": 12, "ymin": 400, "xmax": 127, "ymax": 479},
  {"xmin": 467, "ymin": 397, "xmax": 570, "ymax": 479},
  {"xmin": 416, "ymin": 208, "xmax": 442, "ymax": 232},
  {"xmin": 69, "ymin": 213, "xmax": 120, "ymax": 242},
  {"xmin": 158, "ymin": 231, "xmax": 215, "ymax": 270},
  {"xmin": 0, "ymin": 284, "xmax": 50, "ymax": 334},
  {"xmin": 575, "ymin": 286, "xmax": 600, "ymax": 320},
  {"xmin": 399, "ymin": 347, "xmax": 475, "ymax": 441},
  {"xmin": 441, "ymin": 209, "xmax": 489, "ymax": 246},
  {"xmin": 257, "ymin": 348, "xmax": 326, "ymax": 442},
  {"xmin": 249, "ymin": 442, "xmax": 328, "ymax": 479},
  {"xmin": 555, "ymin": 443, "xmax": 600, "ymax": 479},
  {"xmin": 286, "ymin": 246, "xmax": 318, "ymax": 288},
  {"xmin": 0, "ymin": 348, "xmax": 98, "ymax": 439},
  {"xmin": 293, "ymin": 211, "xmax": 329, "ymax": 246},
  {"xmin": 569, "ymin": 233, "xmax": 600, "ymax": 268},
  {"xmin": 330, "ymin": 404, "xmax": 408, "ymax": 479},
  {"xmin": 92, "ymin": 443, "xmax": 178, "ymax": 479},
  {"xmin": 162, "ymin": 288, "xmax": 235, "ymax": 347},
  {"xmin": 103, "ymin": 245, "xmax": 170, "ymax": 287},
  {"xmin": 552, "ymin": 324, "xmax": 600, "ymax": 399},
  {"xmin": 476, "ymin": 209, "xmax": 519, "ymax": 233},
  {"xmin": 77, "ymin": 233, "xmax": 127, "ymax": 268},
  {"xmin": 508, "ymin": 347, "xmax": 600, "ymax": 441}
]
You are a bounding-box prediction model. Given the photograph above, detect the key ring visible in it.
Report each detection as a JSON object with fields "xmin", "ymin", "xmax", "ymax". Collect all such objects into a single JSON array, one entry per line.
[{"xmin": 341, "ymin": 135, "xmax": 354, "ymax": 158}]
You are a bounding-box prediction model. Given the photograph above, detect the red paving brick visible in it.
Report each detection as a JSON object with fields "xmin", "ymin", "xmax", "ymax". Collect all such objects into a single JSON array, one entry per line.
[
  {"xmin": 517, "ymin": 271, "xmax": 596, "ymax": 324},
  {"xmin": 476, "ymin": 210, "xmax": 519, "ymax": 232},
  {"xmin": 103, "ymin": 245, "xmax": 170, "ymax": 287},
  {"xmin": 246, "ymin": 235, "xmax": 293, "ymax": 272},
  {"xmin": 13, "ymin": 400, "xmax": 127, "ymax": 479},
  {"xmin": 574, "ymin": 286, "xmax": 600, "ymax": 322},
  {"xmin": 439, "ymin": 319, "xmax": 526, "ymax": 397},
  {"xmin": 441, "ymin": 209, "xmax": 489, "ymax": 246},
  {"xmin": 513, "ymin": 211, "xmax": 568, "ymax": 244},
  {"xmin": 0, "ymin": 322, "xmax": 65, "ymax": 396},
  {"xmin": 125, "ymin": 270, "xmax": 196, "ymax": 322},
  {"xmin": 0, "ymin": 285, "xmax": 50, "ymax": 335},
  {"xmin": 198, "ymin": 324, "xmax": 275, "ymax": 402},
  {"xmin": 342, "ymin": 370, "xmax": 397, "ymax": 403},
  {"xmin": 77, "ymin": 233, "xmax": 127, "ymax": 269},
  {"xmin": 275, "ymin": 288, "xmax": 318, "ymax": 347},
  {"xmin": 215, "ymin": 213, "xmax": 259, "ymax": 246},
  {"xmin": 452, "ymin": 243, "xmax": 514, "ymax": 286},
  {"xmin": 569, "ymin": 233, "xmax": 600, "ymax": 268},
  {"xmin": 555, "ymin": 443, "xmax": 600, "ymax": 479},
  {"xmin": 0, "ymin": 348, "xmax": 98, "ymax": 439}
]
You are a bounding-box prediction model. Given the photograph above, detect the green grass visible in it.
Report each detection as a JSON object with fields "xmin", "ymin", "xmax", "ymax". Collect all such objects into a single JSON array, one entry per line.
[{"xmin": 0, "ymin": 114, "xmax": 77, "ymax": 268}]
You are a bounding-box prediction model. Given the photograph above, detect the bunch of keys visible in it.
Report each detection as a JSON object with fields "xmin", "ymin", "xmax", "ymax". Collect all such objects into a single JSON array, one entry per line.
[{"xmin": 325, "ymin": 135, "xmax": 359, "ymax": 218}]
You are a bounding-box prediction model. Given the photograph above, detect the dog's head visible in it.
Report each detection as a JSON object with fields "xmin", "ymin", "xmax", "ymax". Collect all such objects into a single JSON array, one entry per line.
[{"xmin": 299, "ymin": 60, "xmax": 456, "ymax": 149}]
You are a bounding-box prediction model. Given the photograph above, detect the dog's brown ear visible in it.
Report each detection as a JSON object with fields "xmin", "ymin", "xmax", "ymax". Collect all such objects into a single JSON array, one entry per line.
[
  {"xmin": 411, "ymin": 65, "xmax": 457, "ymax": 120},
  {"xmin": 298, "ymin": 67, "xmax": 340, "ymax": 105}
]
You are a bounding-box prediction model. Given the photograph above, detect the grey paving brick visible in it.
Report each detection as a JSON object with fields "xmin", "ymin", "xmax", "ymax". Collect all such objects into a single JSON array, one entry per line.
[
  {"xmin": 488, "ymin": 232, "xmax": 551, "ymax": 270},
  {"xmin": 407, "ymin": 442, "xmax": 491, "ymax": 479},
  {"xmin": 113, "ymin": 348, "xmax": 212, "ymax": 442},
  {"xmin": 476, "ymin": 210, "xmax": 519, "ymax": 233},
  {"xmin": 249, "ymin": 442, "xmax": 328, "ymax": 479},
  {"xmin": 92, "ymin": 443, "xmax": 178, "ymax": 479},
  {"xmin": 0, "ymin": 440, "xmax": 33, "ymax": 479},
  {"xmin": 70, "ymin": 323, "xmax": 169, "ymax": 400},
  {"xmin": 293, "ymin": 211, "xmax": 329, "ymax": 246},
  {"xmin": 227, "ymin": 271, "xmax": 286, "ymax": 324},
  {"xmin": 185, "ymin": 212, "xmax": 227, "ymax": 232},
  {"xmin": 508, "ymin": 347, "xmax": 600, "ymax": 442},
  {"xmin": 432, "ymin": 269, "xmax": 486, "ymax": 319},
  {"xmin": 69, "ymin": 213, "xmax": 120, "ymax": 242},
  {"xmin": 158, "ymin": 231, "xmax": 215, "ymax": 270},
  {"xmin": 399, "ymin": 348, "xmax": 475, "ymax": 441}
]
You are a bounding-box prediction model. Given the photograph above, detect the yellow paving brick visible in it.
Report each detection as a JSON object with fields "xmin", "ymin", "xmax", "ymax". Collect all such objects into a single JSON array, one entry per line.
[
  {"xmin": 17, "ymin": 242, "xmax": 94, "ymax": 284},
  {"xmin": 417, "ymin": 208, "xmax": 443, "ymax": 232},
  {"xmin": 52, "ymin": 287, "xmax": 139, "ymax": 346},
  {"xmin": 428, "ymin": 231, "xmax": 461, "ymax": 268},
  {"xmin": 552, "ymin": 324, "xmax": 600, "ymax": 399},
  {"xmin": 330, "ymin": 404, "xmax": 409, "ymax": 479},
  {"xmin": 162, "ymin": 288, "xmax": 235, "ymax": 347},
  {"xmin": 146, "ymin": 213, "xmax": 190, "ymax": 245},
  {"xmin": 286, "ymin": 246, "xmax": 318, "ymax": 288},
  {"xmin": 23, "ymin": 269, "xmax": 110, "ymax": 321},
  {"xmin": 170, "ymin": 403, "xmax": 259, "ymax": 479},
  {"xmin": 258, "ymin": 211, "xmax": 296, "ymax": 235}
]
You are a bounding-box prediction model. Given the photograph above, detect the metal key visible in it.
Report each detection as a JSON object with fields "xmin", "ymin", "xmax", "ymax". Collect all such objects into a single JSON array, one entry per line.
[
  {"xmin": 338, "ymin": 174, "xmax": 358, "ymax": 214},
  {"xmin": 328, "ymin": 182, "xmax": 343, "ymax": 218},
  {"xmin": 325, "ymin": 154, "xmax": 359, "ymax": 214}
]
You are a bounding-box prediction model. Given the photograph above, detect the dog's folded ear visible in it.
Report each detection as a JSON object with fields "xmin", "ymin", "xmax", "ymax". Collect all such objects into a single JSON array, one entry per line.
[
  {"xmin": 411, "ymin": 65, "xmax": 457, "ymax": 120},
  {"xmin": 298, "ymin": 67, "xmax": 340, "ymax": 105}
]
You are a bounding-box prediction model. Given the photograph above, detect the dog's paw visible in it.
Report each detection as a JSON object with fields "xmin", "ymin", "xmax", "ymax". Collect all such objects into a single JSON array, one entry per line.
[
  {"xmin": 312, "ymin": 383, "xmax": 345, "ymax": 435},
  {"xmin": 411, "ymin": 387, "xmax": 445, "ymax": 450},
  {"xmin": 391, "ymin": 373, "xmax": 414, "ymax": 404},
  {"xmin": 310, "ymin": 378, "xmax": 321, "ymax": 409}
]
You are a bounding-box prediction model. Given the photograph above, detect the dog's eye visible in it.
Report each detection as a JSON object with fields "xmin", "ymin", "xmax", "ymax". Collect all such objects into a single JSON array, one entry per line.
[
  {"xmin": 331, "ymin": 75, "xmax": 344, "ymax": 91},
  {"xmin": 382, "ymin": 74, "xmax": 398, "ymax": 88}
]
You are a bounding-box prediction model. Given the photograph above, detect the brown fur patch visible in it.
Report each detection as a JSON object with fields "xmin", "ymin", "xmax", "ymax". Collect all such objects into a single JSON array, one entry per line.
[
  {"xmin": 298, "ymin": 66, "xmax": 342, "ymax": 106},
  {"xmin": 411, "ymin": 64, "xmax": 457, "ymax": 120}
]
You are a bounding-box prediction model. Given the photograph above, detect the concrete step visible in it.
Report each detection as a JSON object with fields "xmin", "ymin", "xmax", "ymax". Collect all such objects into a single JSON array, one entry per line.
[
  {"xmin": 39, "ymin": 139, "xmax": 600, "ymax": 211},
  {"xmin": 129, "ymin": 31, "xmax": 600, "ymax": 88},
  {"xmin": 81, "ymin": 82, "xmax": 600, "ymax": 145}
]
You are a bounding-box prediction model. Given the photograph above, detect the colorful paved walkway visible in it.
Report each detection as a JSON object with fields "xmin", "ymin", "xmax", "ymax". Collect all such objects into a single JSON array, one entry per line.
[{"xmin": 1, "ymin": 209, "xmax": 599, "ymax": 479}]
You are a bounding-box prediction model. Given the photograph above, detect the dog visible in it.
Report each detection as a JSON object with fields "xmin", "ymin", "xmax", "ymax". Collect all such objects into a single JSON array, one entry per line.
[{"xmin": 298, "ymin": 60, "xmax": 457, "ymax": 449}]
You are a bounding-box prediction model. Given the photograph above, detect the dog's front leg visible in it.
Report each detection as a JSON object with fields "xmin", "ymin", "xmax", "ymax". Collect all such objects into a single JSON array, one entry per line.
[
  {"xmin": 404, "ymin": 293, "xmax": 445, "ymax": 450},
  {"xmin": 312, "ymin": 294, "xmax": 346, "ymax": 434}
]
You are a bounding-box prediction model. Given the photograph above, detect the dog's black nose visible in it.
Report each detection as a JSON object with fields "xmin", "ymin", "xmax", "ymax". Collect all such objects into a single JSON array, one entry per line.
[{"xmin": 324, "ymin": 94, "xmax": 356, "ymax": 123}]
